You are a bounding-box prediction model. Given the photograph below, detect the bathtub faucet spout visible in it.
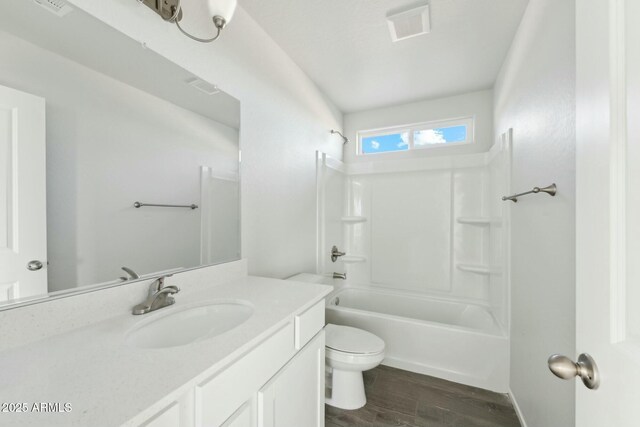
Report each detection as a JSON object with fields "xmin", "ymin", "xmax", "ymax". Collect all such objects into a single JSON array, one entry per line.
[{"xmin": 333, "ymin": 272, "xmax": 347, "ymax": 280}]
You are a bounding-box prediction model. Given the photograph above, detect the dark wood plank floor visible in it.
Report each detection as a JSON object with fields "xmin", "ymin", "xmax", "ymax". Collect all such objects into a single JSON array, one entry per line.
[{"xmin": 325, "ymin": 365, "xmax": 521, "ymax": 427}]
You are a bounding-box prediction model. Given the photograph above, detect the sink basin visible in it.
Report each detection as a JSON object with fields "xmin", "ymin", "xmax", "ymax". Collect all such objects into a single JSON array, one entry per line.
[{"xmin": 126, "ymin": 301, "xmax": 254, "ymax": 349}]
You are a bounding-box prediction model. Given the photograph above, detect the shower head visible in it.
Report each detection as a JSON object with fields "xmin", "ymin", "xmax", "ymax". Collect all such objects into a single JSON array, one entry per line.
[{"xmin": 330, "ymin": 129, "xmax": 349, "ymax": 145}]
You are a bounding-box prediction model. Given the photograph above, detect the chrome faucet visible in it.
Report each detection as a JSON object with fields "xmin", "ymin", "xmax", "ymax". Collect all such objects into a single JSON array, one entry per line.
[
  {"xmin": 333, "ymin": 272, "xmax": 347, "ymax": 280},
  {"xmin": 120, "ymin": 266, "xmax": 140, "ymax": 281},
  {"xmin": 331, "ymin": 246, "xmax": 346, "ymax": 263},
  {"xmin": 132, "ymin": 275, "xmax": 180, "ymax": 315}
]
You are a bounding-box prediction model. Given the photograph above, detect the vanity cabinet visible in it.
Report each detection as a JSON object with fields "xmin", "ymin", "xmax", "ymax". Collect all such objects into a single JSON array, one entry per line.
[
  {"xmin": 136, "ymin": 300, "xmax": 326, "ymax": 427},
  {"xmin": 258, "ymin": 332, "xmax": 325, "ymax": 427}
]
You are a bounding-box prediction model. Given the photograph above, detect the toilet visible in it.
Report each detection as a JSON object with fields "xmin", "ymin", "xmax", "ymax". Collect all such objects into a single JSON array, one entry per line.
[{"xmin": 324, "ymin": 324, "xmax": 386, "ymax": 410}]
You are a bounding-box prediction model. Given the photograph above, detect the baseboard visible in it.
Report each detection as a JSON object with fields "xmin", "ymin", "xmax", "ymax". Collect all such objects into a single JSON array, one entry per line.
[
  {"xmin": 508, "ymin": 388, "xmax": 528, "ymax": 427},
  {"xmin": 381, "ymin": 357, "xmax": 508, "ymax": 394}
]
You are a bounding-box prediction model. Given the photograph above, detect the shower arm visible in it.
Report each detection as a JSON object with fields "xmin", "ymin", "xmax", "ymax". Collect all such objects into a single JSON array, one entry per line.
[{"xmin": 330, "ymin": 130, "xmax": 349, "ymax": 145}]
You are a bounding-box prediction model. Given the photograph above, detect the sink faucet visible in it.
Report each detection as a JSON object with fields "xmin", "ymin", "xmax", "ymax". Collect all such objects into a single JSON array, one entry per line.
[
  {"xmin": 132, "ymin": 275, "xmax": 180, "ymax": 315},
  {"xmin": 120, "ymin": 266, "xmax": 140, "ymax": 281}
]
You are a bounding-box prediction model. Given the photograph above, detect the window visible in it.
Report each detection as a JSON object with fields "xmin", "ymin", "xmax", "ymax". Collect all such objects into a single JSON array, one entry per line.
[
  {"xmin": 361, "ymin": 131, "xmax": 409, "ymax": 154},
  {"xmin": 357, "ymin": 117, "xmax": 474, "ymax": 156}
]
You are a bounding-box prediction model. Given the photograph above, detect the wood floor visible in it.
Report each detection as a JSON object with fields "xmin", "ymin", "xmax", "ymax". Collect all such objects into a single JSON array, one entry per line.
[{"xmin": 325, "ymin": 365, "xmax": 521, "ymax": 427}]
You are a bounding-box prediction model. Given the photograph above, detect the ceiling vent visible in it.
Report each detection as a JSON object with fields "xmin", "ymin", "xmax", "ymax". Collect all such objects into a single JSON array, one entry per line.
[
  {"xmin": 187, "ymin": 78, "xmax": 220, "ymax": 96},
  {"xmin": 387, "ymin": 4, "xmax": 431, "ymax": 42},
  {"xmin": 32, "ymin": 0, "xmax": 74, "ymax": 17}
]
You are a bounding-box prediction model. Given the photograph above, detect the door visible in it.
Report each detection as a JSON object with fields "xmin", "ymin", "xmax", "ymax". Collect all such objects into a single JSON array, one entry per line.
[
  {"xmin": 574, "ymin": 0, "xmax": 640, "ymax": 425},
  {"xmin": 0, "ymin": 84, "xmax": 47, "ymax": 302}
]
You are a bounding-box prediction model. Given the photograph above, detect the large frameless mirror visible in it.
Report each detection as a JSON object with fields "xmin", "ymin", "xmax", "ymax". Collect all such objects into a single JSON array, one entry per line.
[{"xmin": 0, "ymin": 0, "xmax": 241, "ymax": 309}]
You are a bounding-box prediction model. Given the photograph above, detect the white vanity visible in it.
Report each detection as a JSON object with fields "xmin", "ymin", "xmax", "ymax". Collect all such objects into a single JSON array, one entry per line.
[{"xmin": 0, "ymin": 261, "xmax": 332, "ymax": 427}]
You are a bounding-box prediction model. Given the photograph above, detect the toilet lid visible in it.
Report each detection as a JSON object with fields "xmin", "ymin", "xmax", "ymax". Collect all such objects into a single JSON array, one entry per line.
[{"xmin": 325, "ymin": 324, "xmax": 385, "ymax": 355}]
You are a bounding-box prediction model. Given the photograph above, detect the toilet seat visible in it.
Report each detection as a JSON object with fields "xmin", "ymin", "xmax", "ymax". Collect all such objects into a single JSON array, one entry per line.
[
  {"xmin": 325, "ymin": 324, "xmax": 385, "ymax": 355},
  {"xmin": 326, "ymin": 347, "xmax": 385, "ymax": 367}
]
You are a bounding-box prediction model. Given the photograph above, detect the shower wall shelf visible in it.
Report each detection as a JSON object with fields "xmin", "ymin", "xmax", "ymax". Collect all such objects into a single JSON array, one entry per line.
[
  {"xmin": 341, "ymin": 216, "xmax": 367, "ymax": 224},
  {"xmin": 457, "ymin": 264, "xmax": 492, "ymax": 275},
  {"xmin": 341, "ymin": 255, "xmax": 367, "ymax": 263},
  {"xmin": 456, "ymin": 217, "xmax": 502, "ymax": 227}
]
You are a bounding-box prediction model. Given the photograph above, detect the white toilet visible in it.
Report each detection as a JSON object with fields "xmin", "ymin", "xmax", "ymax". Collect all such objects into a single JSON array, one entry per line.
[{"xmin": 325, "ymin": 324, "xmax": 386, "ymax": 410}]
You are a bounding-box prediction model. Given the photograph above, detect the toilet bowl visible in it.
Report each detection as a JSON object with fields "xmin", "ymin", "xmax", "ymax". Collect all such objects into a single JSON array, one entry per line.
[{"xmin": 325, "ymin": 324, "xmax": 385, "ymax": 410}]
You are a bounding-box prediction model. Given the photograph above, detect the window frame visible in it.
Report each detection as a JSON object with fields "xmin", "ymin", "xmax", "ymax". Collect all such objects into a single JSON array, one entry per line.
[{"xmin": 357, "ymin": 116, "xmax": 475, "ymax": 156}]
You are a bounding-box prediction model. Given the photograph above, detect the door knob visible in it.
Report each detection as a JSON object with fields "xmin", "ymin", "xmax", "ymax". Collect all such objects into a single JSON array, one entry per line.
[
  {"xmin": 26, "ymin": 260, "xmax": 44, "ymax": 271},
  {"xmin": 548, "ymin": 353, "xmax": 600, "ymax": 390}
]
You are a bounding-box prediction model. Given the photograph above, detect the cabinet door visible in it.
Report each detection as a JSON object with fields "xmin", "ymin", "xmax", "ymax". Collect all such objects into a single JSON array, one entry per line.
[{"xmin": 258, "ymin": 331, "xmax": 325, "ymax": 427}]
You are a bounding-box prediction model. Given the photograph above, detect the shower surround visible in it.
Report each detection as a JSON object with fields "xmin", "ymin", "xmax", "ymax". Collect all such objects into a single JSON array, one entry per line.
[{"xmin": 315, "ymin": 132, "xmax": 512, "ymax": 392}]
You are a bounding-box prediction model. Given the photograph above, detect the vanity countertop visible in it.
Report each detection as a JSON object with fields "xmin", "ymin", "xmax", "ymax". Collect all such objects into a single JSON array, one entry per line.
[{"xmin": 0, "ymin": 276, "xmax": 332, "ymax": 426}]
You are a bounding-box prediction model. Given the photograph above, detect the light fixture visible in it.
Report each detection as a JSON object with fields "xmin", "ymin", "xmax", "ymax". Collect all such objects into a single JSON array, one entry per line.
[{"xmin": 140, "ymin": 0, "xmax": 237, "ymax": 43}]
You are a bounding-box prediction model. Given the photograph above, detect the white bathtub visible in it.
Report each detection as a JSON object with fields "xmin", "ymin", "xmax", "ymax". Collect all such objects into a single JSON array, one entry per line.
[{"xmin": 287, "ymin": 274, "xmax": 509, "ymax": 393}]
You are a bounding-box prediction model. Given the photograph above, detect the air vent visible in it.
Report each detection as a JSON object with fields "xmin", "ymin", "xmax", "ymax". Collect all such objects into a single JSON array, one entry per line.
[
  {"xmin": 33, "ymin": 0, "xmax": 74, "ymax": 17},
  {"xmin": 387, "ymin": 4, "xmax": 431, "ymax": 42},
  {"xmin": 186, "ymin": 78, "xmax": 220, "ymax": 96}
]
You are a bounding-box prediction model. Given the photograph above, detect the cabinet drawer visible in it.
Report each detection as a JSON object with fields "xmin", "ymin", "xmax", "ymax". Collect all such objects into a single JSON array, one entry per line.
[
  {"xmin": 294, "ymin": 299, "xmax": 325, "ymax": 350},
  {"xmin": 196, "ymin": 322, "xmax": 295, "ymax": 427}
]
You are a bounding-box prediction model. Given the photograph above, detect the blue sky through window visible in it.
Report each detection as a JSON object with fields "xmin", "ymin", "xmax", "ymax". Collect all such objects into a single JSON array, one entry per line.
[
  {"xmin": 360, "ymin": 120, "xmax": 472, "ymax": 155},
  {"xmin": 361, "ymin": 132, "xmax": 409, "ymax": 154},
  {"xmin": 414, "ymin": 125, "xmax": 467, "ymax": 146},
  {"xmin": 438, "ymin": 125, "xmax": 467, "ymax": 142}
]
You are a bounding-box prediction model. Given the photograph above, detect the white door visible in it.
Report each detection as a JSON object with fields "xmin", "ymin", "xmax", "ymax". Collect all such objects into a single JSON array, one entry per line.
[
  {"xmin": 574, "ymin": 0, "xmax": 640, "ymax": 425},
  {"xmin": 0, "ymin": 85, "xmax": 47, "ymax": 302}
]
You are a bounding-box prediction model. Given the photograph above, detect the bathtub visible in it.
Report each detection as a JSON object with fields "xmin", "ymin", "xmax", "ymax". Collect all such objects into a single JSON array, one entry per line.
[{"xmin": 287, "ymin": 274, "xmax": 508, "ymax": 393}]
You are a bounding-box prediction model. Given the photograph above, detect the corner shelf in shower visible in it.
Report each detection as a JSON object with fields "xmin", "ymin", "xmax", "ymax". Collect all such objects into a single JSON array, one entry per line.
[
  {"xmin": 341, "ymin": 216, "xmax": 367, "ymax": 224},
  {"xmin": 456, "ymin": 217, "xmax": 502, "ymax": 227},
  {"xmin": 340, "ymin": 255, "xmax": 367, "ymax": 263},
  {"xmin": 456, "ymin": 264, "xmax": 492, "ymax": 275}
]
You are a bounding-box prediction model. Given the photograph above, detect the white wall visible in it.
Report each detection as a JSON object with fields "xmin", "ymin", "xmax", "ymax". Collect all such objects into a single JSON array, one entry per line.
[
  {"xmin": 65, "ymin": 0, "xmax": 344, "ymax": 279},
  {"xmin": 493, "ymin": 0, "xmax": 576, "ymax": 426},
  {"xmin": 0, "ymin": 31, "xmax": 239, "ymax": 291},
  {"xmin": 343, "ymin": 90, "xmax": 494, "ymax": 163}
]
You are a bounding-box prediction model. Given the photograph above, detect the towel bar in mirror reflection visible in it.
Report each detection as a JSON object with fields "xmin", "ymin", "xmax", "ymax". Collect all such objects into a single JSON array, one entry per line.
[{"xmin": 134, "ymin": 202, "xmax": 199, "ymax": 210}]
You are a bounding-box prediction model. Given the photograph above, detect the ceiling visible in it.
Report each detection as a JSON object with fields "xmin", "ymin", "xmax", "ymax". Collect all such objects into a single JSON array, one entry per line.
[{"xmin": 239, "ymin": 0, "xmax": 529, "ymax": 113}]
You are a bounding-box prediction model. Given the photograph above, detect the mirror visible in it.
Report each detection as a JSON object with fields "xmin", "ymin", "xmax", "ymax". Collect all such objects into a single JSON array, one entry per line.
[{"xmin": 0, "ymin": 0, "xmax": 241, "ymax": 308}]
